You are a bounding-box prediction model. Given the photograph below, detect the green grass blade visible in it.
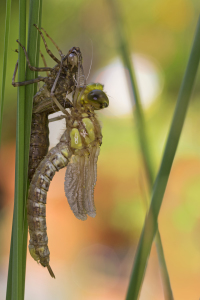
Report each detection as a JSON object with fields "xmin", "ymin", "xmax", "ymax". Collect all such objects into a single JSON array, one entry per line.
[
  {"xmin": 107, "ymin": 1, "xmax": 173, "ymax": 299},
  {"xmin": 1, "ymin": 1, "xmax": 13, "ymax": 298},
  {"xmin": 126, "ymin": 17, "xmax": 200, "ymax": 300},
  {"xmin": 6, "ymin": 215, "xmax": 14, "ymax": 300},
  {"xmin": 22, "ymin": 1, "xmax": 43, "ymax": 294},
  {"xmin": 6, "ymin": 0, "xmax": 27, "ymax": 299},
  {"xmin": 0, "ymin": 0, "xmax": 12, "ymax": 146},
  {"xmin": 6, "ymin": 1, "xmax": 42, "ymax": 299}
]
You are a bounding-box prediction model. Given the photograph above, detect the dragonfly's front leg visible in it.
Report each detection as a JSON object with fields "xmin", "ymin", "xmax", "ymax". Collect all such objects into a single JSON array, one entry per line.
[
  {"xmin": 34, "ymin": 24, "xmax": 61, "ymax": 64},
  {"xmin": 16, "ymin": 39, "xmax": 52, "ymax": 72},
  {"xmin": 12, "ymin": 60, "xmax": 48, "ymax": 87}
]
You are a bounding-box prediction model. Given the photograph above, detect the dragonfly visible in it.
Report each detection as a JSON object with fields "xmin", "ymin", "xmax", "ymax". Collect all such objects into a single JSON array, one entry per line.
[
  {"xmin": 12, "ymin": 24, "xmax": 83, "ymax": 180},
  {"xmin": 27, "ymin": 60, "xmax": 109, "ymax": 278}
]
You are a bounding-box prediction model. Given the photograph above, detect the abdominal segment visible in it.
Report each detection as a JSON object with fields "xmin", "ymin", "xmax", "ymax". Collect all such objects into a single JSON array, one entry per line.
[
  {"xmin": 28, "ymin": 112, "xmax": 49, "ymax": 180},
  {"xmin": 27, "ymin": 139, "xmax": 72, "ymax": 277}
]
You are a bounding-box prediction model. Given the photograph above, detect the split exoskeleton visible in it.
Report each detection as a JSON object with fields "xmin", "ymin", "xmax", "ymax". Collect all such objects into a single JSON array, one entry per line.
[
  {"xmin": 13, "ymin": 25, "xmax": 109, "ymax": 278},
  {"xmin": 12, "ymin": 24, "xmax": 83, "ymax": 180}
]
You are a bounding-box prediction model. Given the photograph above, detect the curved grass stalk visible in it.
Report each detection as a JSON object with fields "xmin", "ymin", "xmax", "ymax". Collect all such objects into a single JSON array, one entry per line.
[
  {"xmin": 126, "ymin": 17, "xmax": 200, "ymax": 299},
  {"xmin": 107, "ymin": 0, "xmax": 174, "ymax": 299}
]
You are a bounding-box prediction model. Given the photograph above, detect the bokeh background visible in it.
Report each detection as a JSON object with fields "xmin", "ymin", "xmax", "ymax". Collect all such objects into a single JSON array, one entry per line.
[{"xmin": 1, "ymin": 0, "xmax": 200, "ymax": 299}]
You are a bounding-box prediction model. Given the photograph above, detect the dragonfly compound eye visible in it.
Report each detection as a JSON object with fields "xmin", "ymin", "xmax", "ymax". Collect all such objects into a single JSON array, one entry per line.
[{"xmin": 87, "ymin": 89, "xmax": 109, "ymax": 110}]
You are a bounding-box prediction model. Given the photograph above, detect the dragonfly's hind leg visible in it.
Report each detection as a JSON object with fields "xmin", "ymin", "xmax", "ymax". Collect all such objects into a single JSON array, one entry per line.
[
  {"xmin": 16, "ymin": 39, "xmax": 52, "ymax": 72},
  {"xmin": 33, "ymin": 24, "xmax": 61, "ymax": 64},
  {"xmin": 12, "ymin": 60, "xmax": 48, "ymax": 87}
]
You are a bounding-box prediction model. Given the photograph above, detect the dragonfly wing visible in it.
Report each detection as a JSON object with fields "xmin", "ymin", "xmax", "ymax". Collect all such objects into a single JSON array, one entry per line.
[
  {"xmin": 64, "ymin": 155, "xmax": 87, "ymax": 220},
  {"xmin": 64, "ymin": 145, "xmax": 100, "ymax": 221},
  {"xmin": 84, "ymin": 145, "xmax": 100, "ymax": 217}
]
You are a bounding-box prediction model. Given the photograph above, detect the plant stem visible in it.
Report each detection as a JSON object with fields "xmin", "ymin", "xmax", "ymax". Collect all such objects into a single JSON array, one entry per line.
[
  {"xmin": 126, "ymin": 17, "xmax": 200, "ymax": 299},
  {"xmin": 107, "ymin": 0, "xmax": 174, "ymax": 299},
  {"xmin": 6, "ymin": 1, "xmax": 42, "ymax": 299},
  {"xmin": 0, "ymin": 0, "xmax": 12, "ymax": 146}
]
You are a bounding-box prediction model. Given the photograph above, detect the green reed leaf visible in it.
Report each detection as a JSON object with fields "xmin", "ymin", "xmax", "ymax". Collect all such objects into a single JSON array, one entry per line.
[
  {"xmin": 6, "ymin": 1, "xmax": 42, "ymax": 299},
  {"xmin": 126, "ymin": 17, "xmax": 200, "ymax": 300},
  {"xmin": 107, "ymin": 0, "xmax": 174, "ymax": 299},
  {"xmin": 0, "ymin": 0, "xmax": 12, "ymax": 146}
]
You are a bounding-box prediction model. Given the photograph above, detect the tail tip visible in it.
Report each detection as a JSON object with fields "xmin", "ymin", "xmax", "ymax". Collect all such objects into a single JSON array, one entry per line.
[{"xmin": 47, "ymin": 264, "xmax": 55, "ymax": 278}]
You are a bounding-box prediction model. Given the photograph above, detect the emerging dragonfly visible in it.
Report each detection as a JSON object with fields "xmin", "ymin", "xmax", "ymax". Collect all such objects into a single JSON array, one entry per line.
[
  {"xmin": 12, "ymin": 24, "xmax": 82, "ymax": 180},
  {"xmin": 27, "ymin": 52, "xmax": 109, "ymax": 277}
]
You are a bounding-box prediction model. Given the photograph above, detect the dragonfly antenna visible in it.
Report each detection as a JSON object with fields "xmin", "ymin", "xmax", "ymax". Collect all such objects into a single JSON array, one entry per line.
[{"xmin": 86, "ymin": 38, "xmax": 93, "ymax": 81}]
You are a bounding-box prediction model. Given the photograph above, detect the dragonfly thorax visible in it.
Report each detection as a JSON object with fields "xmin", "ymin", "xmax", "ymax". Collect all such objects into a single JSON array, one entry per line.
[{"xmin": 66, "ymin": 107, "xmax": 102, "ymax": 151}]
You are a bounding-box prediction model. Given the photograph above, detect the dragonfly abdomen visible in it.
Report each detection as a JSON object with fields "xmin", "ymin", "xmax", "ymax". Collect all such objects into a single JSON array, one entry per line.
[
  {"xmin": 27, "ymin": 138, "xmax": 72, "ymax": 277},
  {"xmin": 28, "ymin": 112, "xmax": 49, "ymax": 180}
]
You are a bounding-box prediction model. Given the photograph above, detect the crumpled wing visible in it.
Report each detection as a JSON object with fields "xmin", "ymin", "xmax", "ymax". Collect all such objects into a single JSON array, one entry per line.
[{"xmin": 64, "ymin": 145, "xmax": 100, "ymax": 220}]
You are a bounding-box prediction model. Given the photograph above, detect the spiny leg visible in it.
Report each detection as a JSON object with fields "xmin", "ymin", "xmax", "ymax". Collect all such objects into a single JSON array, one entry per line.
[
  {"xmin": 16, "ymin": 39, "xmax": 52, "ymax": 72},
  {"xmin": 12, "ymin": 60, "xmax": 19, "ymax": 86},
  {"xmin": 51, "ymin": 94, "xmax": 70, "ymax": 116},
  {"xmin": 46, "ymin": 53, "xmax": 69, "ymax": 113},
  {"xmin": 49, "ymin": 115, "xmax": 68, "ymax": 122},
  {"xmin": 13, "ymin": 76, "xmax": 47, "ymax": 87},
  {"xmin": 41, "ymin": 27, "xmax": 63, "ymax": 57},
  {"xmin": 50, "ymin": 56, "xmax": 63, "ymax": 97},
  {"xmin": 45, "ymin": 54, "xmax": 70, "ymax": 115},
  {"xmin": 40, "ymin": 51, "xmax": 49, "ymax": 76},
  {"xmin": 33, "ymin": 24, "xmax": 61, "ymax": 64},
  {"xmin": 12, "ymin": 61, "xmax": 48, "ymax": 87},
  {"xmin": 33, "ymin": 26, "xmax": 74, "ymax": 116},
  {"xmin": 48, "ymin": 57, "xmax": 71, "ymax": 117}
]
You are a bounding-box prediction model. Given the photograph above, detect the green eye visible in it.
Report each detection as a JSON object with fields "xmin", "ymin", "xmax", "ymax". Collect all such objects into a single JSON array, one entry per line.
[{"xmin": 87, "ymin": 89, "xmax": 109, "ymax": 110}]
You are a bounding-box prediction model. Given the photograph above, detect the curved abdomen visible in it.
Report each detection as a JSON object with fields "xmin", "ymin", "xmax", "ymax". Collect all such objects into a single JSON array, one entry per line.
[{"xmin": 27, "ymin": 139, "xmax": 72, "ymax": 277}]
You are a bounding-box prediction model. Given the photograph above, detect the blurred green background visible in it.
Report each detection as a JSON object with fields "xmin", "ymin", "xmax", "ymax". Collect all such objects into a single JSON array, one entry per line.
[{"xmin": 0, "ymin": 0, "xmax": 200, "ymax": 299}]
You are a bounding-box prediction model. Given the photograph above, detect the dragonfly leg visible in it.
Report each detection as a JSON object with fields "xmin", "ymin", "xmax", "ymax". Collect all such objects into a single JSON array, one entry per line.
[
  {"xmin": 33, "ymin": 24, "xmax": 61, "ymax": 64},
  {"xmin": 16, "ymin": 39, "xmax": 52, "ymax": 72},
  {"xmin": 49, "ymin": 115, "xmax": 67, "ymax": 122},
  {"xmin": 12, "ymin": 61, "xmax": 48, "ymax": 87},
  {"xmin": 40, "ymin": 51, "xmax": 49, "ymax": 76},
  {"xmin": 50, "ymin": 94, "xmax": 70, "ymax": 116},
  {"xmin": 41, "ymin": 26, "xmax": 63, "ymax": 57},
  {"xmin": 12, "ymin": 60, "xmax": 19, "ymax": 85}
]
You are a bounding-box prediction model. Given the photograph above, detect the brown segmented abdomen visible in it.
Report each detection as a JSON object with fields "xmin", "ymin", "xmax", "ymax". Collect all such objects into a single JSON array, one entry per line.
[
  {"xmin": 27, "ymin": 135, "xmax": 72, "ymax": 278},
  {"xmin": 28, "ymin": 112, "xmax": 49, "ymax": 180}
]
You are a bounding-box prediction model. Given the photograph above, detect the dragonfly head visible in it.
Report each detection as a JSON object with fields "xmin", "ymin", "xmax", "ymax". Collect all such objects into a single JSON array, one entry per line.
[
  {"xmin": 63, "ymin": 47, "xmax": 82, "ymax": 71},
  {"xmin": 63, "ymin": 53, "xmax": 78, "ymax": 69},
  {"xmin": 78, "ymin": 83, "xmax": 109, "ymax": 110}
]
